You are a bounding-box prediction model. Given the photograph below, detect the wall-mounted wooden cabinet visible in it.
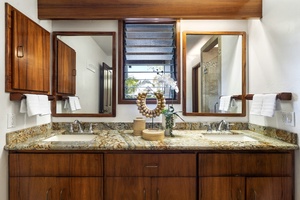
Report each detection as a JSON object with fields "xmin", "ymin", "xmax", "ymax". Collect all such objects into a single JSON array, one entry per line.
[
  {"xmin": 5, "ymin": 3, "xmax": 50, "ymax": 94},
  {"xmin": 56, "ymin": 39, "xmax": 76, "ymax": 95}
]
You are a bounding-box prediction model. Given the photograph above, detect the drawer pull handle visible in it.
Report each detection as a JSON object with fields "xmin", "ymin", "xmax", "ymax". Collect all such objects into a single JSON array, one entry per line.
[
  {"xmin": 60, "ymin": 188, "xmax": 65, "ymax": 200},
  {"xmin": 252, "ymin": 189, "xmax": 257, "ymax": 200},
  {"xmin": 46, "ymin": 188, "xmax": 52, "ymax": 200},
  {"xmin": 145, "ymin": 165, "xmax": 159, "ymax": 168},
  {"xmin": 157, "ymin": 188, "xmax": 160, "ymax": 200},
  {"xmin": 17, "ymin": 46, "xmax": 24, "ymax": 58},
  {"xmin": 143, "ymin": 188, "xmax": 146, "ymax": 200},
  {"xmin": 237, "ymin": 189, "xmax": 242, "ymax": 200}
]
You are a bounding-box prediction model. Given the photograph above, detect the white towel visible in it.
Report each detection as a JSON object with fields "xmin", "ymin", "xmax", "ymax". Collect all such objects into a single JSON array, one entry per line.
[
  {"xmin": 19, "ymin": 94, "xmax": 52, "ymax": 117},
  {"xmin": 38, "ymin": 95, "xmax": 51, "ymax": 116},
  {"xmin": 250, "ymin": 94, "xmax": 264, "ymax": 115},
  {"xmin": 68, "ymin": 96, "xmax": 81, "ymax": 111},
  {"xmin": 24, "ymin": 94, "xmax": 40, "ymax": 117},
  {"xmin": 261, "ymin": 94, "xmax": 277, "ymax": 117},
  {"xmin": 74, "ymin": 97, "xmax": 81, "ymax": 110},
  {"xmin": 219, "ymin": 96, "xmax": 232, "ymax": 112}
]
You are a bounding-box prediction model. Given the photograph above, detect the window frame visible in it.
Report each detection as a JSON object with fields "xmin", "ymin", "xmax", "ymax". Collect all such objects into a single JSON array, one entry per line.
[{"xmin": 118, "ymin": 19, "xmax": 181, "ymax": 104}]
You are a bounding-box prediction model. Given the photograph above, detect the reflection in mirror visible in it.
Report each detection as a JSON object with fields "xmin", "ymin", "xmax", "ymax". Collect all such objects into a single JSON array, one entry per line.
[
  {"xmin": 182, "ymin": 32, "xmax": 246, "ymax": 116},
  {"xmin": 52, "ymin": 32, "xmax": 116, "ymax": 117}
]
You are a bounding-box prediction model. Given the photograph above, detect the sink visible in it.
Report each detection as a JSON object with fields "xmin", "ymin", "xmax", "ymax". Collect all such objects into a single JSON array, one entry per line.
[
  {"xmin": 43, "ymin": 134, "xmax": 97, "ymax": 142},
  {"xmin": 204, "ymin": 134, "xmax": 257, "ymax": 142}
]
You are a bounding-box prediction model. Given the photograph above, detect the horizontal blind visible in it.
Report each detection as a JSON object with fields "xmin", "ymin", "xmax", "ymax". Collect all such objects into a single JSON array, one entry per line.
[{"xmin": 123, "ymin": 23, "xmax": 176, "ymax": 99}]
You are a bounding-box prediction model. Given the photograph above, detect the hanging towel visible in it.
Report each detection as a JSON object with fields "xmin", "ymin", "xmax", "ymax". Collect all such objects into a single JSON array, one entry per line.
[
  {"xmin": 38, "ymin": 95, "xmax": 51, "ymax": 116},
  {"xmin": 219, "ymin": 96, "xmax": 232, "ymax": 112},
  {"xmin": 261, "ymin": 94, "xmax": 277, "ymax": 117},
  {"xmin": 74, "ymin": 97, "xmax": 81, "ymax": 110},
  {"xmin": 250, "ymin": 94, "xmax": 264, "ymax": 115},
  {"xmin": 68, "ymin": 96, "xmax": 81, "ymax": 111},
  {"xmin": 24, "ymin": 94, "xmax": 40, "ymax": 117}
]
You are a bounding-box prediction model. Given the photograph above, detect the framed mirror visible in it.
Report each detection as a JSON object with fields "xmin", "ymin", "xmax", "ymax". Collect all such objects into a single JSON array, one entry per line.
[
  {"xmin": 182, "ymin": 31, "xmax": 246, "ymax": 116},
  {"xmin": 52, "ymin": 32, "xmax": 116, "ymax": 117}
]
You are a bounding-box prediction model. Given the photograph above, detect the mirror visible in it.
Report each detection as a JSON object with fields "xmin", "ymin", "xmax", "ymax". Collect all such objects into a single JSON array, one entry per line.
[
  {"xmin": 52, "ymin": 32, "xmax": 116, "ymax": 117},
  {"xmin": 182, "ymin": 31, "xmax": 246, "ymax": 116}
]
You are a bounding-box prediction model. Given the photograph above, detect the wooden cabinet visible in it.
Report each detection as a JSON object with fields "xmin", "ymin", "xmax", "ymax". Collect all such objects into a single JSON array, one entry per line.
[
  {"xmin": 198, "ymin": 152, "xmax": 294, "ymax": 200},
  {"xmin": 5, "ymin": 3, "xmax": 50, "ymax": 94},
  {"xmin": 104, "ymin": 153, "xmax": 197, "ymax": 200},
  {"xmin": 10, "ymin": 177, "xmax": 102, "ymax": 200},
  {"xmin": 56, "ymin": 39, "xmax": 76, "ymax": 95},
  {"xmin": 9, "ymin": 153, "xmax": 103, "ymax": 200},
  {"xmin": 8, "ymin": 151, "xmax": 294, "ymax": 199}
]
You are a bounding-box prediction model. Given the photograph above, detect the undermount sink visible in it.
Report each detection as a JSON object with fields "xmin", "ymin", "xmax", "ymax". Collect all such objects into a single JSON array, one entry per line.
[
  {"xmin": 204, "ymin": 134, "xmax": 257, "ymax": 142},
  {"xmin": 43, "ymin": 134, "xmax": 97, "ymax": 142}
]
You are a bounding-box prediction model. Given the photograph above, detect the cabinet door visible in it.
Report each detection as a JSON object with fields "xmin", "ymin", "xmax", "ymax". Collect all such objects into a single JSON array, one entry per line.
[
  {"xmin": 69, "ymin": 178, "xmax": 103, "ymax": 200},
  {"xmin": 154, "ymin": 177, "xmax": 196, "ymax": 200},
  {"xmin": 57, "ymin": 39, "xmax": 76, "ymax": 95},
  {"xmin": 12, "ymin": 9, "xmax": 50, "ymax": 92},
  {"xmin": 199, "ymin": 177, "xmax": 245, "ymax": 200},
  {"xmin": 246, "ymin": 177, "xmax": 292, "ymax": 200},
  {"xmin": 9, "ymin": 177, "xmax": 59, "ymax": 200},
  {"xmin": 105, "ymin": 177, "xmax": 151, "ymax": 200}
]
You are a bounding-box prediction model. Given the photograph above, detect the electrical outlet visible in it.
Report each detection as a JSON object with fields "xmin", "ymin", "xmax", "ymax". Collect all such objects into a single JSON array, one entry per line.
[
  {"xmin": 7, "ymin": 113, "xmax": 16, "ymax": 128},
  {"xmin": 281, "ymin": 111, "xmax": 295, "ymax": 127}
]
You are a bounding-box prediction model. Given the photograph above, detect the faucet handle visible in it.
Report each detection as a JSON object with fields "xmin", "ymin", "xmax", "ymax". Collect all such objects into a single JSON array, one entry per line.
[
  {"xmin": 203, "ymin": 122, "xmax": 212, "ymax": 132},
  {"xmin": 69, "ymin": 123, "xmax": 74, "ymax": 133},
  {"xmin": 225, "ymin": 123, "xmax": 235, "ymax": 131},
  {"xmin": 88, "ymin": 123, "xmax": 94, "ymax": 133}
]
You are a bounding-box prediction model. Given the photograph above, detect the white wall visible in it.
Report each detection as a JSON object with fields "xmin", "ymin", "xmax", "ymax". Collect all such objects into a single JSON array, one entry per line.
[
  {"xmin": 0, "ymin": 1, "xmax": 52, "ymax": 199},
  {"xmin": 248, "ymin": 0, "xmax": 300, "ymax": 199}
]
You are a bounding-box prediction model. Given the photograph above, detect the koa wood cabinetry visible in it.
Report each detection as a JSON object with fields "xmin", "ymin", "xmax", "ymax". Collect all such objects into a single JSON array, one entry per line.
[
  {"xmin": 8, "ymin": 151, "xmax": 294, "ymax": 200},
  {"xmin": 5, "ymin": 3, "xmax": 50, "ymax": 94},
  {"xmin": 198, "ymin": 152, "xmax": 294, "ymax": 200},
  {"xmin": 104, "ymin": 153, "xmax": 197, "ymax": 200},
  {"xmin": 9, "ymin": 153, "xmax": 103, "ymax": 200}
]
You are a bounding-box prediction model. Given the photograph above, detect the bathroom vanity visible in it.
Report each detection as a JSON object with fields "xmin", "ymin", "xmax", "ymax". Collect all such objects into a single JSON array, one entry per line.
[{"xmin": 6, "ymin": 129, "xmax": 297, "ymax": 200}]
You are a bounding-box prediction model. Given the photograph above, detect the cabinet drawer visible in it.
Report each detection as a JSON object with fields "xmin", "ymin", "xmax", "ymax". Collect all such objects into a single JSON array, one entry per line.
[
  {"xmin": 105, "ymin": 153, "xmax": 196, "ymax": 177},
  {"xmin": 198, "ymin": 152, "xmax": 293, "ymax": 176},
  {"xmin": 10, "ymin": 153, "xmax": 103, "ymax": 177}
]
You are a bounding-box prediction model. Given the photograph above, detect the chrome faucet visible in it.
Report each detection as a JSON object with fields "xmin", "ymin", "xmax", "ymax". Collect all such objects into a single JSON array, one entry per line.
[
  {"xmin": 216, "ymin": 120, "xmax": 228, "ymax": 131},
  {"xmin": 73, "ymin": 120, "xmax": 84, "ymax": 133}
]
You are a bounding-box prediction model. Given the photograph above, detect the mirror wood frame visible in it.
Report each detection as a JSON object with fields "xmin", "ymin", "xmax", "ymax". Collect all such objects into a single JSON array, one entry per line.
[
  {"xmin": 52, "ymin": 31, "xmax": 116, "ymax": 117},
  {"xmin": 182, "ymin": 31, "xmax": 246, "ymax": 117}
]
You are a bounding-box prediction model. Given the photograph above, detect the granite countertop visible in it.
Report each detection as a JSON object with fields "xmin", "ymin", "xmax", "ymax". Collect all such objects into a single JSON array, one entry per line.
[{"xmin": 5, "ymin": 129, "xmax": 299, "ymax": 151}]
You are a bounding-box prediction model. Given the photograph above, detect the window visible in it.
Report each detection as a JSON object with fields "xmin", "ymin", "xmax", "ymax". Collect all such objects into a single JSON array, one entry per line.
[{"xmin": 118, "ymin": 20, "xmax": 180, "ymax": 104}]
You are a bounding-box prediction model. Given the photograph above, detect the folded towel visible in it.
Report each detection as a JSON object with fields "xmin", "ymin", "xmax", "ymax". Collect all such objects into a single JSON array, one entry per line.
[
  {"xmin": 19, "ymin": 94, "xmax": 52, "ymax": 117},
  {"xmin": 24, "ymin": 94, "xmax": 40, "ymax": 117},
  {"xmin": 250, "ymin": 94, "xmax": 264, "ymax": 115},
  {"xmin": 261, "ymin": 94, "xmax": 277, "ymax": 117},
  {"xmin": 38, "ymin": 95, "xmax": 51, "ymax": 116},
  {"xmin": 74, "ymin": 97, "xmax": 81, "ymax": 110},
  {"xmin": 219, "ymin": 96, "xmax": 232, "ymax": 112},
  {"xmin": 68, "ymin": 96, "xmax": 81, "ymax": 111}
]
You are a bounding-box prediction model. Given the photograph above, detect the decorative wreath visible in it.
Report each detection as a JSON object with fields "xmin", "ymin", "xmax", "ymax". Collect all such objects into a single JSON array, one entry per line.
[{"xmin": 136, "ymin": 92, "xmax": 166, "ymax": 118}]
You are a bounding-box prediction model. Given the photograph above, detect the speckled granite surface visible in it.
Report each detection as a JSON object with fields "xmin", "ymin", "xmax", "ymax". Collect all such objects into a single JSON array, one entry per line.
[{"xmin": 5, "ymin": 122, "xmax": 298, "ymax": 151}]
